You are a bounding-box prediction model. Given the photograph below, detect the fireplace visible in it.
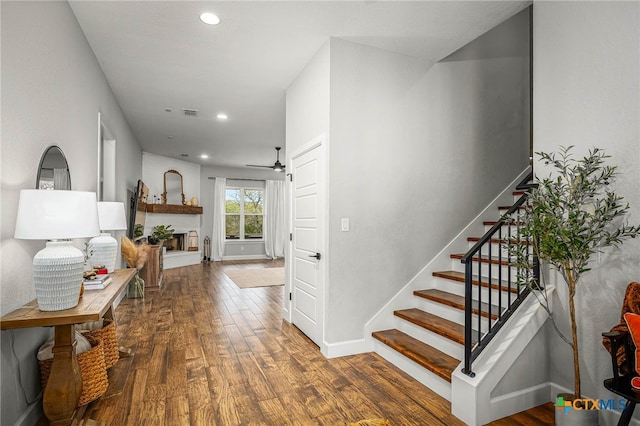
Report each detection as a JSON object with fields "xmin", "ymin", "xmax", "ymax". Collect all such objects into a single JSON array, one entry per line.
[{"xmin": 167, "ymin": 233, "xmax": 186, "ymax": 251}]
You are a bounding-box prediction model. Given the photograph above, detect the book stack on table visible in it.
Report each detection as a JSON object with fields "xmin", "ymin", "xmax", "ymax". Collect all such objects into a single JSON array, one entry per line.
[{"xmin": 83, "ymin": 266, "xmax": 112, "ymax": 290}]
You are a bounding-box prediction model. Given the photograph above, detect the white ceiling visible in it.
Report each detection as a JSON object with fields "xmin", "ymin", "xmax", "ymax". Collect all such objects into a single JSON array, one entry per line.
[{"xmin": 69, "ymin": 1, "xmax": 530, "ymax": 169}]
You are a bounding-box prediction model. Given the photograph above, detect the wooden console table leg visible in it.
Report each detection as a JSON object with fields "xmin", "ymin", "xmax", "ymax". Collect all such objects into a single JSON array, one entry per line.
[{"xmin": 43, "ymin": 324, "xmax": 81, "ymax": 426}]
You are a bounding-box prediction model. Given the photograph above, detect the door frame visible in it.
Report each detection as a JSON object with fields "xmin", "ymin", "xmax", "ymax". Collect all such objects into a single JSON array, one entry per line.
[{"xmin": 284, "ymin": 133, "xmax": 328, "ymax": 353}]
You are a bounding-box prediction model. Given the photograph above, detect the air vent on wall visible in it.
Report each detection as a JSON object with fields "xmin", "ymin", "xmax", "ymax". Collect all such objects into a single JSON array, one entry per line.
[{"xmin": 182, "ymin": 108, "xmax": 199, "ymax": 117}]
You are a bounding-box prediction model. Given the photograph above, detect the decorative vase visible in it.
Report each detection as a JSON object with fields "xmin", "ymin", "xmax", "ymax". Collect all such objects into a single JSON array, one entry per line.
[
  {"xmin": 32, "ymin": 241, "xmax": 85, "ymax": 311},
  {"xmin": 127, "ymin": 272, "xmax": 145, "ymax": 299},
  {"xmin": 87, "ymin": 233, "xmax": 118, "ymax": 272},
  {"xmin": 555, "ymin": 394, "xmax": 599, "ymax": 426}
]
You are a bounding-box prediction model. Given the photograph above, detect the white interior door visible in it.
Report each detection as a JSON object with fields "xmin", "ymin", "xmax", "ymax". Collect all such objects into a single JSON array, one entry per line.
[{"xmin": 290, "ymin": 141, "xmax": 325, "ymax": 347}]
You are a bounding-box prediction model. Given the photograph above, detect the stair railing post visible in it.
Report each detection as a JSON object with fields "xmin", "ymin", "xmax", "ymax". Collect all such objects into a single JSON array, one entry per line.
[{"xmin": 462, "ymin": 258, "xmax": 475, "ymax": 377}]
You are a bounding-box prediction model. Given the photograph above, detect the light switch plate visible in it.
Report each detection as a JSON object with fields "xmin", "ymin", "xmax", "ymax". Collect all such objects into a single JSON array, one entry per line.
[{"xmin": 341, "ymin": 218, "xmax": 349, "ymax": 231}]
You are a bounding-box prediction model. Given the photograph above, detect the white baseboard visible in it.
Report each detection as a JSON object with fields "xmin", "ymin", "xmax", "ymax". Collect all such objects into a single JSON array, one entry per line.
[
  {"xmin": 321, "ymin": 338, "xmax": 371, "ymax": 358},
  {"xmin": 222, "ymin": 254, "xmax": 269, "ymax": 261},
  {"xmin": 17, "ymin": 395, "xmax": 43, "ymax": 426},
  {"xmin": 490, "ymin": 382, "xmax": 551, "ymax": 422}
]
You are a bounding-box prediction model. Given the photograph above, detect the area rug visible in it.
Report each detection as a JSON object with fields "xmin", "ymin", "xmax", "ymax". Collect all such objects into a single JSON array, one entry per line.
[
  {"xmin": 224, "ymin": 267, "xmax": 284, "ymax": 289},
  {"xmin": 347, "ymin": 420, "xmax": 391, "ymax": 426}
]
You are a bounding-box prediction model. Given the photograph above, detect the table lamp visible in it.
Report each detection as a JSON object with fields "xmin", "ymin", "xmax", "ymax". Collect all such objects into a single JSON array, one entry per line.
[
  {"xmin": 14, "ymin": 190, "xmax": 100, "ymax": 311},
  {"xmin": 87, "ymin": 202, "xmax": 128, "ymax": 272}
]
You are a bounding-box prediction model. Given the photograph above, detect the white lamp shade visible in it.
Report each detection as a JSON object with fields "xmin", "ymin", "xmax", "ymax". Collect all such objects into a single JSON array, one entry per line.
[
  {"xmin": 97, "ymin": 202, "xmax": 127, "ymax": 231},
  {"xmin": 14, "ymin": 190, "xmax": 100, "ymax": 240},
  {"xmin": 14, "ymin": 190, "xmax": 99, "ymax": 311},
  {"xmin": 87, "ymin": 234, "xmax": 118, "ymax": 272}
]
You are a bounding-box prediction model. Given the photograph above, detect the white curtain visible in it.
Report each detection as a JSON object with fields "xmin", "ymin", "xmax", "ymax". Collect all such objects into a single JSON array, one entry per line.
[
  {"xmin": 264, "ymin": 180, "xmax": 286, "ymax": 259},
  {"xmin": 212, "ymin": 177, "xmax": 226, "ymax": 261},
  {"xmin": 53, "ymin": 168, "xmax": 69, "ymax": 190}
]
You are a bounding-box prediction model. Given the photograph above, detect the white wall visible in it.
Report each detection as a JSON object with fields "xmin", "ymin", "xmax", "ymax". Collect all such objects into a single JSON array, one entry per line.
[
  {"xmin": 285, "ymin": 41, "xmax": 331, "ymax": 155},
  {"xmin": 326, "ymin": 30, "xmax": 529, "ymax": 342},
  {"xmin": 534, "ymin": 2, "xmax": 640, "ymax": 424},
  {"xmin": 0, "ymin": 2, "xmax": 142, "ymax": 424}
]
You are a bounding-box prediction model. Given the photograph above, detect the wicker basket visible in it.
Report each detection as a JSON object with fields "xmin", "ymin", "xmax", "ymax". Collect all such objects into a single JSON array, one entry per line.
[
  {"xmin": 81, "ymin": 318, "xmax": 119, "ymax": 369},
  {"xmin": 39, "ymin": 335, "xmax": 108, "ymax": 406}
]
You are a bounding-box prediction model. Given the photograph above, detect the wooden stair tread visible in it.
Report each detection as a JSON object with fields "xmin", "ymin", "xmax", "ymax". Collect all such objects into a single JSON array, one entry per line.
[
  {"xmin": 450, "ymin": 253, "xmax": 511, "ymax": 266},
  {"xmin": 483, "ymin": 221, "xmax": 526, "ymax": 227},
  {"xmin": 394, "ymin": 308, "xmax": 479, "ymax": 346},
  {"xmin": 413, "ymin": 289, "xmax": 501, "ymax": 320},
  {"xmin": 467, "ymin": 237, "xmax": 529, "ymax": 246},
  {"xmin": 372, "ymin": 329, "xmax": 458, "ymax": 382},
  {"xmin": 432, "ymin": 270, "xmax": 518, "ymax": 293}
]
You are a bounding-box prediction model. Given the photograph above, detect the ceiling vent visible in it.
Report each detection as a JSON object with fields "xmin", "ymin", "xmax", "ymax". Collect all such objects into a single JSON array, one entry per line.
[{"xmin": 182, "ymin": 108, "xmax": 199, "ymax": 117}]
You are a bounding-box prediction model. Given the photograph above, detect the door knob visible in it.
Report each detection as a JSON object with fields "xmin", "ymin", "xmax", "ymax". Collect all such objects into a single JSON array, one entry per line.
[{"xmin": 308, "ymin": 253, "xmax": 321, "ymax": 260}]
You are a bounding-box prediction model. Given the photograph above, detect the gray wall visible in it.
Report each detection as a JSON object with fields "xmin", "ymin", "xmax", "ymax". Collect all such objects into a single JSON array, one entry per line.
[
  {"xmin": 534, "ymin": 2, "xmax": 640, "ymax": 423},
  {"xmin": 0, "ymin": 2, "xmax": 142, "ymax": 424},
  {"xmin": 325, "ymin": 11, "xmax": 530, "ymax": 343}
]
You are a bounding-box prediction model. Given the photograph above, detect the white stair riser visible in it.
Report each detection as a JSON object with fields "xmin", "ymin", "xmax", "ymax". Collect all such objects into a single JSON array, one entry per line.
[
  {"xmin": 433, "ymin": 277, "xmax": 517, "ymax": 307},
  {"xmin": 373, "ymin": 340, "xmax": 453, "ymax": 401},
  {"xmin": 483, "ymin": 224, "xmax": 529, "ymax": 236},
  {"xmin": 394, "ymin": 316, "xmax": 464, "ymax": 359},
  {"xmin": 413, "ymin": 297, "xmax": 491, "ymax": 330},
  {"xmin": 452, "ymin": 261, "xmax": 527, "ymax": 281},
  {"xmin": 466, "ymin": 241, "xmax": 527, "ymax": 258}
]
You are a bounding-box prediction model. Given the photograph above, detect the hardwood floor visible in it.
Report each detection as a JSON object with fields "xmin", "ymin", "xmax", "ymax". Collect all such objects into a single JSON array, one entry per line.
[{"xmin": 60, "ymin": 260, "xmax": 551, "ymax": 425}]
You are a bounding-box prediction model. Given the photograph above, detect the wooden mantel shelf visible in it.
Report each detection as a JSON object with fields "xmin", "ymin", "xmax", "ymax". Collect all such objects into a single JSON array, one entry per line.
[{"xmin": 146, "ymin": 204, "xmax": 203, "ymax": 214}]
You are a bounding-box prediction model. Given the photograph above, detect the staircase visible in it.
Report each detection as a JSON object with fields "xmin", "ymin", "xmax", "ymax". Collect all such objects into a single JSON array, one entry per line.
[
  {"xmin": 372, "ymin": 191, "xmax": 523, "ymax": 377},
  {"xmin": 369, "ymin": 171, "xmax": 544, "ymax": 424}
]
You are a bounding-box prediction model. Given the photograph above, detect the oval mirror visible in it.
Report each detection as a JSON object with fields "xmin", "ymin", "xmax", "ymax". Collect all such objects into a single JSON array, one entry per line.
[
  {"xmin": 36, "ymin": 145, "xmax": 71, "ymax": 190},
  {"xmin": 162, "ymin": 169, "xmax": 185, "ymax": 205}
]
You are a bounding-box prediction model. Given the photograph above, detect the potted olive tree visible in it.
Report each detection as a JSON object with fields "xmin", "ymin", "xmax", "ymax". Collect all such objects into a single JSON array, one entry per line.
[{"xmin": 508, "ymin": 146, "xmax": 640, "ymax": 425}]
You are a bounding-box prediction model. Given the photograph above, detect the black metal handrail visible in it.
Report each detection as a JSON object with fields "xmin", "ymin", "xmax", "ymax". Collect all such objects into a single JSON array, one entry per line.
[{"xmin": 460, "ymin": 168, "xmax": 538, "ymax": 377}]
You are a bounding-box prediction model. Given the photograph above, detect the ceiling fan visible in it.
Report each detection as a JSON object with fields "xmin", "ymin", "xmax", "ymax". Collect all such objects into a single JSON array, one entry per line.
[{"xmin": 246, "ymin": 146, "xmax": 285, "ymax": 172}]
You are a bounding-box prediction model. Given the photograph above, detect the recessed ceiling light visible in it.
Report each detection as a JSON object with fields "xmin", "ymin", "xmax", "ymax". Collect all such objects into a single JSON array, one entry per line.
[
  {"xmin": 216, "ymin": 113, "xmax": 228, "ymax": 120},
  {"xmin": 200, "ymin": 154, "xmax": 209, "ymax": 159},
  {"xmin": 200, "ymin": 12, "xmax": 220, "ymax": 26}
]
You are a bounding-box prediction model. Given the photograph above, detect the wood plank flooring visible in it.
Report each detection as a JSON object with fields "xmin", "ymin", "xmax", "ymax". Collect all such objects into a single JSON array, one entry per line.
[{"xmin": 40, "ymin": 260, "xmax": 552, "ymax": 425}]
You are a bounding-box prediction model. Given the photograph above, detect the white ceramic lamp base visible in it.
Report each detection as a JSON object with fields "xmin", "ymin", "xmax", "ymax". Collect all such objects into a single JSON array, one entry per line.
[
  {"xmin": 32, "ymin": 241, "xmax": 85, "ymax": 311},
  {"xmin": 87, "ymin": 233, "xmax": 118, "ymax": 272}
]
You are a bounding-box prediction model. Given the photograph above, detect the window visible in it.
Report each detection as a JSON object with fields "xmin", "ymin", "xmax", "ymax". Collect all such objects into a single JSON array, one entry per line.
[{"xmin": 225, "ymin": 187, "xmax": 263, "ymax": 240}]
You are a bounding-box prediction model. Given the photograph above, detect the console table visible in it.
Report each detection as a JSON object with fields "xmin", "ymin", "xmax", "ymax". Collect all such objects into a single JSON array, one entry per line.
[{"xmin": 0, "ymin": 268, "xmax": 136, "ymax": 426}]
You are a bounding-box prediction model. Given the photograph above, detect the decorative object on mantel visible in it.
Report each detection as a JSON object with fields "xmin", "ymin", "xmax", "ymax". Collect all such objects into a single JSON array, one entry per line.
[
  {"xmin": 188, "ymin": 230, "xmax": 199, "ymax": 252},
  {"xmin": 162, "ymin": 169, "xmax": 185, "ymax": 205},
  {"xmin": 121, "ymin": 237, "xmax": 150, "ymax": 298},
  {"xmin": 14, "ymin": 189, "xmax": 100, "ymax": 311},
  {"xmin": 87, "ymin": 201, "xmax": 128, "ymax": 273}
]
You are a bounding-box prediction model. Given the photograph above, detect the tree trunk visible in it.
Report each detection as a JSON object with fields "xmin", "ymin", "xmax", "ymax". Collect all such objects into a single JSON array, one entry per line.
[{"xmin": 567, "ymin": 272, "xmax": 581, "ymax": 399}]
